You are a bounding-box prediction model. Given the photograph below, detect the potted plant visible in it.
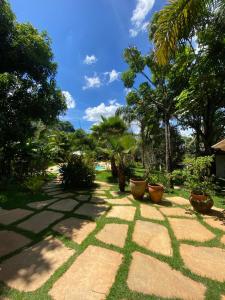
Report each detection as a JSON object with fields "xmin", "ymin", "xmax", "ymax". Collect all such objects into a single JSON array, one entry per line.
[
  {"xmin": 147, "ymin": 173, "xmax": 165, "ymax": 203},
  {"xmin": 182, "ymin": 156, "xmax": 215, "ymax": 213},
  {"xmin": 130, "ymin": 176, "xmax": 147, "ymax": 200}
]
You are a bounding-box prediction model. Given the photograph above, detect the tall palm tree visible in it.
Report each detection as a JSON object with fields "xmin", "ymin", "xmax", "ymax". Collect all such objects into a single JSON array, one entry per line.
[{"xmin": 152, "ymin": 0, "xmax": 224, "ymax": 64}]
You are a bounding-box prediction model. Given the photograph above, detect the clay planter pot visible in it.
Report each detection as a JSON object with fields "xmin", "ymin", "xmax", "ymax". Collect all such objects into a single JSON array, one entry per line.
[
  {"xmin": 130, "ymin": 178, "xmax": 147, "ymax": 200},
  {"xmin": 148, "ymin": 184, "xmax": 164, "ymax": 203},
  {"xmin": 189, "ymin": 192, "xmax": 214, "ymax": 213}
]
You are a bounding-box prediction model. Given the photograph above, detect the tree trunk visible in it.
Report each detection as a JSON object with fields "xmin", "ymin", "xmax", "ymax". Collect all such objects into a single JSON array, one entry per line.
[
  {"xmin": 165, "ymin": 118, "xmax": 173, "ymax": 188},
  {"xmin": 118, "ymin": 163, "xmax": 126, "ymax": 192},
  {"xmin": 110, "ymin": 156, "xmax": 118, "ymax": 178},
  {"xmin": 140, "ymin": 123, "xmax": 145, "ymax": 168}
]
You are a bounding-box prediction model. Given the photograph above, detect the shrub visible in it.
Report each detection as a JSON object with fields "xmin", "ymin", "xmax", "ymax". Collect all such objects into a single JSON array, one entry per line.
[
  {"xmin": 60, "ymin": 154, "xmax": 95, "ymax": 188},
  {"xmin": 182, "ymin": 155, "xmax": 215, "ymax": 195},
  {"xmin": 171, "ymin": 169, "xmax": 185, "ymax": 185},
  {"xmin": 147, "ymin": 170, "xmax": 170, "ymax": 189},
  {"xmin": 23, "ymin": 175, "xmax": 44, "ymax": 194}
]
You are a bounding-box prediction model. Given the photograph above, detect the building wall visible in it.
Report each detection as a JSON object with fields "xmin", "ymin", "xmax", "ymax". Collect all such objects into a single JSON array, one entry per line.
[{"xmin": 216, "ymin": 154, "xmax": 225, "ymax": 178}]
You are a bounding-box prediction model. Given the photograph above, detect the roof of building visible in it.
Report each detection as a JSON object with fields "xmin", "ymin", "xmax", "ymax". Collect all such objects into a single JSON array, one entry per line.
[{"xmin": 212, "ymin": 139, "xmax": 225, "ymax": 151}]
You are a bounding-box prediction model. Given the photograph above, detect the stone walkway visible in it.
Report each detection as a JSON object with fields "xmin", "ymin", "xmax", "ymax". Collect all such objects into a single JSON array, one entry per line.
[{"xmin": 0, "ymin": 178, "xmax": 225, "ymax": 300}]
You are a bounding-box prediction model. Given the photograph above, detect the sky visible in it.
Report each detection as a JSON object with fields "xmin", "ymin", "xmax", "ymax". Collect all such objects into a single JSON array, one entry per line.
[{"xmin": 9, "ymin": 0, "xmax": 167, "ymax": 131}]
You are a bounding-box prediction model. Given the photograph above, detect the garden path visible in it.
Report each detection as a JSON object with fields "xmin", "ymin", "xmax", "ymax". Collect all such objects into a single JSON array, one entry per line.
[{"xmin": 0, "ymin": 177, "xmax": 225, "ymax": 299}]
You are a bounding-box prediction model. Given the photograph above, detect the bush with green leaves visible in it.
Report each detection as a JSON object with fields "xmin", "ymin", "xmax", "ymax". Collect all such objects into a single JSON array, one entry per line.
[
  {"xmin": 171, "ymin": 169, "xmax": 185, "ymax": 185},
  {"xmin": 60, "ymin": 154, "xmax": 95, "ymax": 188},
  {"xmin": 147, "ymin": 170, "xmax": 170, "ymax": 189},
  {"xmin": 182, "ymin": 155, "xmax": 215, "ymax": 195},
  {"xmin": 23, "ymin": 175, "xmax": 44, "ymax": 194}
]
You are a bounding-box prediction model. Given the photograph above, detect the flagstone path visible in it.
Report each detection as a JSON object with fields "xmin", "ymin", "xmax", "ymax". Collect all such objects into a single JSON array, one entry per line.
[{"xmin": 0, "ymin": 180, "xmax": 225, "ymax": 299}]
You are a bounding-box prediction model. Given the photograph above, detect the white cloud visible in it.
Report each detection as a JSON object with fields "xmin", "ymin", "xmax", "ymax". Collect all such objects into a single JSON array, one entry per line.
[
  {"xmin": 124, "ymin": 88, "xmax": 132, "ymax": 95},
  {"xmin": 129, "ymin": 0, "xmax": 155, "ymax": 37},
  {"xmin": 130, "ymin": 121, "xmax": 141, "ymax": 134},
  {"xmin": 82, "ymin": 74, "xmax": 101, "ymax": 90},
  {"xmin": 104, "ymin": 69, "xmax": 120, "ymax": 83},
  {"xmin": 62, "ymin": 91, "xmax": 76, "ymax": 109},
  {"xmin": 83, "ymin": 54, "xmax": 97, "ymax": 65},
  {"xmin": 83, "ymin": 100, "xmax": 122, "ymax": 123}
]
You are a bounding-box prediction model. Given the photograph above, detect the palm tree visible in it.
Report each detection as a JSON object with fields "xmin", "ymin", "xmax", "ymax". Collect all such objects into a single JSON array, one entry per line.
[
  {"xmin": 152, "ymin": 0, "xmax": 224, "ymax": 64},
  {"xmin": 91, "ymin": 115, "xmax": 128, "ymax": 177},
  {"xmin": 107, "ymin": 135, "xmax": 136, "ymax": 192}
]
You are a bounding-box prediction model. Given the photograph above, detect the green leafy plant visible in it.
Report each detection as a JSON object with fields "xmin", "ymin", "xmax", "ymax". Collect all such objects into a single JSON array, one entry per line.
[
  {"xmin": 147, "ymin": 170, "xmax": 170, "ymax": 188},
  {"xmin": 171, "ymin": 169, "xmax": 185, "ymax": 185},
  {"xmin": 60, "ymin": 154, "xmax": 95, "ymax": 188},
  {"xmin": 182, "ymin": 155, "xmax": 215, "ymax": 195},
  {"xmin": 23, "ymin": 176, "xmax": 44, "ymax": 194}
]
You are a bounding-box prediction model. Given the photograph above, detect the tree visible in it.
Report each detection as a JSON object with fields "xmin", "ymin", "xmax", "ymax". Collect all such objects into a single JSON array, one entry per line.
[
  {"xmin": 91, "ymin": 116, "xmax": 128, "ymax": 177},
  {"xmin": 0, "ymin": 0, "xmax": 66, "ymax": 178},
  {"xmin": 121, "ymin": 47, "xmax": 179, "ymax": 175},
  {"xmin": 151, "ymin": 0, "xmax": 224, "ymax": 64}
]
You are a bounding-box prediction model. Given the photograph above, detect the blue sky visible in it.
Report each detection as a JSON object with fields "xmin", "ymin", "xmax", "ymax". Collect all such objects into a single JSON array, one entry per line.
[{"xmin": 10, "ymin": 0, "xmax": 166, "ymax": 131}]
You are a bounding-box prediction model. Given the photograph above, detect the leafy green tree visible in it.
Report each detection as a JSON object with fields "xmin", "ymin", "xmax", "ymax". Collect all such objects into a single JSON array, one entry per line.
[{"xmin": 0, "ymin": 0, "xmax": 66, "ymax": 178}]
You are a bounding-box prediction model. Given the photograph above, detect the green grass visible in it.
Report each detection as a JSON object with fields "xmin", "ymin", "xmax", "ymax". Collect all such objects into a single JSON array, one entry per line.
[{"xmin": 0, "ymin": 169, "xmax": 225, "ymax": 300}]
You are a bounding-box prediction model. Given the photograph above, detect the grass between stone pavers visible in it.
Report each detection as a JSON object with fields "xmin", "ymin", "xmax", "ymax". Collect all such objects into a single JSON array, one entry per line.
[{"xmin": 0, "ymin": 177, "xmax": 225, "ymax": 300}]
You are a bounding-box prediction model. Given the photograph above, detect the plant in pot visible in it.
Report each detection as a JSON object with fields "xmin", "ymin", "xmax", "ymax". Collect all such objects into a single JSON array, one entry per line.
[
  {"xmin": 182, "ymin": 156, "xmax": 215, "ymax": 213},
  {"xmin": 147, "ymin": 173, "xmax": 165, "ymax": 203},
  {"xmin": 130, "ymin": 176, "xmax": 147, "ymax": 200}
]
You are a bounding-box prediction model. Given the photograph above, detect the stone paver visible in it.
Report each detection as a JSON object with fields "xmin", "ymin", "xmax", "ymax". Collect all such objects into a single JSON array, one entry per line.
[
  {"xmin": 96, "ymin": 224, "xmax": 128, "ymax": 248},
  {"xmin": 180, "ymin": 244, "xmax": 225, "ymax": 282},
  {"xmin": 109, "ymin": 191, "xmax": 123, "ymax": 198},
  {"xmin": 90, "ymin": 196, "xmax": 106, "ymax": 204},
  {"xmin": 53, "ymin": 217, "xmax": 96, "ymax": 244},
  {"xmin": 107, "ymin": 206, "xmax": 136, "ymax": 221},
  {"xmin": 133, "ymin": 220, "xmax": 172, "ymax": 256},
  {"xmin": 27, "ymin": 199, "xmax": 57, "ymax": 210},
  {"xmin": 75, "ymin": 194, "xmax": 90, "ymax": 202},
  {"xmin": 221, "ymin": 295, "xmax": 225, "ymax": 300},
  {"xmin": 203, "ymin": 216, "xmax": 225, "ymax": 232},
  {"xmin": 127, "ymin": 251, "xmax": 206, "ymax": 300},
  {"xmin": 140, "ymin": 204, "xmax": 165, "ymax": 221},
  {"xmin": 0, "ymin": 231, "xmax": 31, "ymax": 257},
  {"xmin": 221, "ymin": 235, "xmax": 225, "ymax": 245},
  {"xmin": 48, "ymin": 199, "xmax": 78, "ymax": 212},
  {"xmin": 49, "ymin": 245, "xmax": 122, "ymax": 300},
  {"xmin": 159, "ymin": 207, "xmax": 195, "ymax": 218},
  {"xmin": 75, "ymin": 203, "xmax": 109, "ymax": 219},
  {"xmin": 0, "ymin": 209, "xmax": 33, "ymax": 225},
  {"xmin": 0, "ymin": 236, "xmax": 74, "ymax": 292},
  {"xmin": 168, "ymin": 218, "xmax": 215, "ymax": 242},
  {"xmin": 165, "ymin": 196, "xmax": 190, "ymax": 206},
  {"xmin": 106, "ymin": 197, "xmax": 132, "ymax": 205},
  {"xmin": 45, "ymin": 190, "xmax": 64, "ymax": 196},
  {"xmin": 54, "ymin": 192, "xmax": 75, "ymax": 199},
  {"xmin": 17, "ymin": 211, "xmax": 63, "ymax": 233},
  {"xmin": 95, "ymin": 181, "xmax": 113, "ymax": 188}
]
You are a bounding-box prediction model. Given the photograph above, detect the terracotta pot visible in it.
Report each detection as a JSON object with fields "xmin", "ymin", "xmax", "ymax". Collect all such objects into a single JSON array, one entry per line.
[
  {"xmin": 189, "ymin": 192, "xmax": 214, "ymax": 213},
  {"xmin": 148, "ymin": 184, "xmax": 164, "ymax": 203},
  {"xmin": 130, "ymin": 178, "xmax": 147, "ymax": 200}
]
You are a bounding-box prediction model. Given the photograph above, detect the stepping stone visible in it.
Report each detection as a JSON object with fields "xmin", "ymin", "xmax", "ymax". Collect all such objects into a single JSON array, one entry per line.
[
  {"xmin": 95, "ymin": 181, "xmax": 113, "ymax": 188},
  {"xmin": 180, "ymin": 244, "xmax": 225, "ymax": 282},
  {"xmin": 17, "ymin": 211, "xmax": 63, "ymax": 233},
  {"xmin": 45, "ymin": 190, "xmax": 64, "ymax": 196},
  {"xmin": 92, "ymin": 191, "xmax": 106, "ymax": 197},
  {"xmin": 165, "ymin": 196, "xmax": 189, "ymax": 206},
  {"xmin": 0, "ymin": 209, "xmax": 33, "ymax": 225},
  {"xmin": 76, "ymin": 194, "xmax": 90, "ymax": 202},
  {"xmin": 109, "ymin": 191, "xmax": 122, "ymax": 198},
  {"xmin": 96, "ymin": 224, "xmax": 128, "ymax": 248},
  {"xmin": 221, "ymin": 235, "xmax": 225, "ymax": 245},
  {"xmin": 49, "ymin": 245, "xmax": 122, "ymax": 300},
  {"xmin": 133, "ymin": 220, "xmax": 172, "ymax": 256},
  {"xmin": 106, "ymin": 197, "xmax": 132, "ymax": 205},
  {"xmin": 203, "ymin": 216, "xmax": 225, "ymax": 232},
  {"xmin": 55, "ymin": 192, "xmax": 75, "ymax": 199},
  {"xmin": 0, "ymin": 236, "xmax": 74, "ymax": 292},
  {"xmin": 222, "ymin": 295, "xmax": 225, "ymax": 300},
  {"xmin": 48, "ymin": 199, "xmax": 78, "ymax": 212},
  {"xmin": 127, "ymin": 251, "xmax": 206, "ymax": 300},
  {"xmin": 43, "ymin": 186, "xmax": 61, "ymax": 192},
  {"xmin": 140, "ymin": 204, "xmax": 165, "ymax": 220},
  {"xmin": 90, "ymin": 196, "xmax": 106, "ymax": 204},
  {"xmin": 53, "ymin": 217, "xmax": 96, "ymax": 244},
  {"xmin": 0, "ymin": 231, "xmax": 31, "ymax": 257},
  {"xmin": 75, "ymin": 203, "xmax": 109, "ymax": 219},
  {"xmin": 159, "ymin": 207, "xmax": 195, "ymax": 218},
  {"xmin": 169, "ymin": 218, "xmax": 215, "ymax": 242},
  {"xmin": 27, "ymin": 199, "xmax": 57, "ymax": 210},
  {"xmin": 107, "ymin": 206, "xmax": 136, "ymax": 221}
]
